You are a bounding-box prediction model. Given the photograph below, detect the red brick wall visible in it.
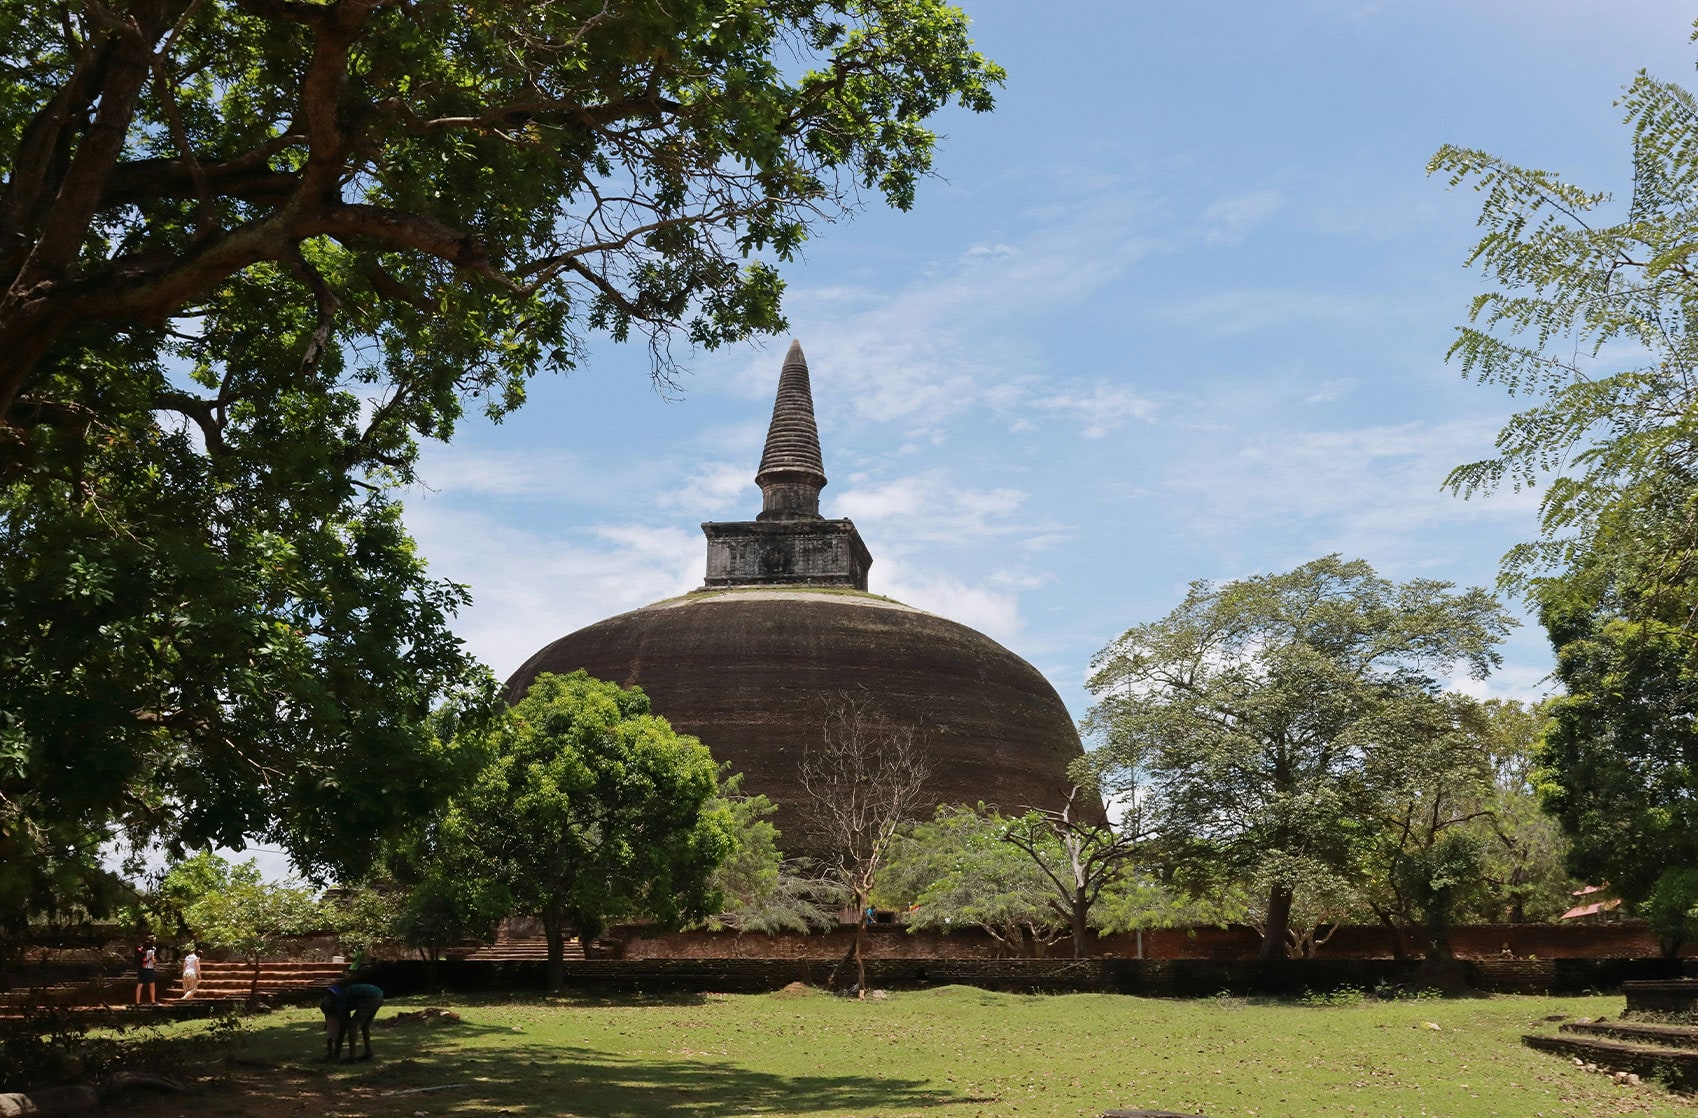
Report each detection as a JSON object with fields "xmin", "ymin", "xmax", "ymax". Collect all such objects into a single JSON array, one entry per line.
[{"xmin": 612, "ymin": 921, "xmax": 1681, "ymax": 961}]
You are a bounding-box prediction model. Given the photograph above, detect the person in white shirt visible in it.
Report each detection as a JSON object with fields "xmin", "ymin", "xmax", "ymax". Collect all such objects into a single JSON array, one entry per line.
[{"xmin": 179, "ymin": 947, "xmax": 201, "ymax": 999}]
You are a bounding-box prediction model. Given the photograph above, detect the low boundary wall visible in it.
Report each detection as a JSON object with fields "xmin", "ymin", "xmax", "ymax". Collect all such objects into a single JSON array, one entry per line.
[
  {"xmin": 361, "ymin": 956, "xmax": 1687, "ymax": 999},
  {"xmin": 611, "ymin": 922, "xmax": 1681, "ymax": 961}
]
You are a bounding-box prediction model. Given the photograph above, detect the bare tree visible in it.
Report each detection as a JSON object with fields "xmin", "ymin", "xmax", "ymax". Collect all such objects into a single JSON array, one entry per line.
[
  {"xmin": 799, "ymin": 691, "xmax": 931, "ymax": 998},
  {"xmin": 1002, "ymin": 786, "xmax": 1141, "ymax": 959}
]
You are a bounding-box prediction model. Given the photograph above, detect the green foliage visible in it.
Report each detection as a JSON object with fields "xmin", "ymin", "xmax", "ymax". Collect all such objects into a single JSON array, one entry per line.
[
  {"xmin": 1465, "ymin": 700, "xmax": 1574, "ymax": 923},
  {"xmin": 383, "ymin": 820, "xmax": 511, "ymax": 961},
  {"xmin": 1086, "ymin": 556, "xmax": 1512, "ymax": 959},
  {"xmin": 1091, "ymin": 873, "xmax": 1243, "ymax": 936},
  {"xmin": 130, "ymin": 850, "xmax": 241, "ymax": 941},
  {"xmin": 326, "ymin": 884, "xmax": 406, "ymax": 962},
  {"xmin": 878, "ymin": 805, "xmax": 1062, "ymax": 952},
  {"xmin": 0, "ymin": 0, "xmax": 998, "ymax": 923},
  {"xmin": 1435, "ymin": 39, "xmax": 1698, "ymax": 910},
  {"xmin": 1535, "ymin": 555, "xmax": 1698, "ymax": 905},
  {"xmin": 455, "ymin": 671, "xmax": 735, "ymax": 984},
  {"xmin": 706, "ymin": 777, "xmax": 836, "ymax": 935},
  {"xmin": 184, "ymin": 860, "xmax": 323, "ymax": 968},
  {"xmin": 0, "ymin": 430, "xmax": 503, "ymax": 887},
  {"xmin": 1644, "ymin": 867, "xmax": 1698, "ymax": 957},
  {"xmin": 1430, "ymin": 66, "xmax": 1698, "ymax": 589}
]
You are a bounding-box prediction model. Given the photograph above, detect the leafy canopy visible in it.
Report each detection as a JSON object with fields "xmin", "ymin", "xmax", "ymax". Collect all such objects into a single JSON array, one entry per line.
[
  {"xmin": 0, "ymin": 0, "xmax": 998, "ymax": 901},
  {"xmin": 454, "ymin": 671, "xmax": 735, "ymax": 984},
  {"xmin": 1085, "ymin": 555, "xmax": 1511, "ymax": 959},
  {"xmin": 1434, "ymin": 30, "xmax": 1698, "ymax": 905}
]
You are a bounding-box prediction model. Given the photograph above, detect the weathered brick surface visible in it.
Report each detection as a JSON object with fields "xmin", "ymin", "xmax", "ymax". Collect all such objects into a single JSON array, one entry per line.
[
  {"xmin": 361, "ymin": 955, "xmax": 1673, "ymax": 999},
  {"xmin": 615, "ymin": 922, "xmax": 1682, "ymax": 963},
  {"xmin": 504, "ymin": 590, "xmax": 1095, "ymax": 850}
]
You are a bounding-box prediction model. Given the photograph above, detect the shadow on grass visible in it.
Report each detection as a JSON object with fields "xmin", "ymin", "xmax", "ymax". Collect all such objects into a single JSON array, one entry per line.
[{"xmin": 235, "ymin": 1015, "xmax": 962, "ymax": 1116}]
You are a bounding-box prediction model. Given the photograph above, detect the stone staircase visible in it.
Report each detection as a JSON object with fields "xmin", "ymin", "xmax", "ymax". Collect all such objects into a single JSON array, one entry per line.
[
  {"xmin": 1522, "ymin": 1020, "xmax": 1698, "ymax": 1091},
  {"xmin": 170, "ymin": 960, "xmax": 351, "ymax": 1001},
  {"xmin": 456, "ymin": 932, "xmax": 583, "ymax": 962}
]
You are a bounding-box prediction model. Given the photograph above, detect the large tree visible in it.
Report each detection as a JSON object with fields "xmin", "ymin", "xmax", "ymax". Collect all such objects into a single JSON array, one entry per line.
[
  {"xmin": 456, "ymin": 671, "xmax": 735, "ymax": 990},
  {"xmin": 1433, "ymin": 42, "xmax": 1698, "ymax": 903},
  {"xmin": 0, "ymin": 0, "xmax": 1000, "ymax": 899},
  {"xmin": 1085, "ymin": 556, "xmax": 1511, "ymax": 961}
]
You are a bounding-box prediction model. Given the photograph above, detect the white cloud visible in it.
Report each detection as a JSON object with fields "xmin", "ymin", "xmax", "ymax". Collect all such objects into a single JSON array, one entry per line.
[
  {"xmin": 1163, "ymin": 417, "xmax": 1543, "ymax": 570},
  {"xmin": 657, "ymin": 461, "xmax": 755, "ymax": 517},
  {"xmin": 874, "ymin": 558, "xmax": 1025, "ymax": 645},
  {"xmin": 1161, "ymin": 290, "xmax": 1386, "ymax": 336},
  {"xmin": 1202, "ymin": 189, "xmax": 1285, "ymax": 245},
  {"xmin": 833, "ymin": 470, "xmax": 1029, "ymax": 543},
  {"xmin": 405, "ymin": 500, "xmax": 700, "ymax": 679},
  {"xmin": 416, "ymin": 447, "xmax": 585, "ymax": 499},
  {"xmin": 1025, "ymin": 382, "xmax": 1156, "ymax": 438},
  {"xmin": 709, "ymin": 188, "xmax": 1163, "ymax": 437}
]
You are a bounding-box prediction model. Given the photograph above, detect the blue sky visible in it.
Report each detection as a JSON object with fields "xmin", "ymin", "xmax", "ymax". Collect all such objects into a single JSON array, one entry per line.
[{"xmin": 402, "ymin": 1, "xmax": 1698, "ymax": 731}]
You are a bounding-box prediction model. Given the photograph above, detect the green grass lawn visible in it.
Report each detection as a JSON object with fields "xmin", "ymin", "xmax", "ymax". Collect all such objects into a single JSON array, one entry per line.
[{"xmin": 117, "ymin": 987, "xmax": 1689, "ymax": 1118}]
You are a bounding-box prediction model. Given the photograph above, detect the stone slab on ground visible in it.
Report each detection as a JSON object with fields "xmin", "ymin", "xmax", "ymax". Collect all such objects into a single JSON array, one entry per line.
[
  {"xmin": 1522, "ymin": 1031, "xmax": 1698, "ymax": 1091},
  {"xmin": 1564, "ymin": 1020, "xmax": 1698, "ymax": 1051},
  {"xmin": 1626, "ymin": 978, "xmax": 1698, "ymax": 1019}
]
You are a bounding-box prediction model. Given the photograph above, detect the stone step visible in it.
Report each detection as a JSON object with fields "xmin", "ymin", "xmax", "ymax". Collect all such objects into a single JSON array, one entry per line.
[
  {"xmin": 460, "ymin": 938, "xmax": 581, "ymax": 962},
  {"xmin": 1521, "ymin": 1032, "xmax": 1698, "ymax": 1091},
  {"xmin": 1563, "ymin": 1020, "xmax": 1698, "ymax": 1052}
]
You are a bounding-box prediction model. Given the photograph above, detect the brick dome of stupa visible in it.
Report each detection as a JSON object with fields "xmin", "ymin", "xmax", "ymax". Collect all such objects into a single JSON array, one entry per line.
[{"xmin": 503, "ymin": 341, "xmax": 1090, "ymax": 851}]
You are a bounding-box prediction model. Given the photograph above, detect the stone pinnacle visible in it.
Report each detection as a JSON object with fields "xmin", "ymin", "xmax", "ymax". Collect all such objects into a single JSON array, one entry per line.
[{"xmin": 755, "ymin": 339, "xmax": 827, "ymax": 520}]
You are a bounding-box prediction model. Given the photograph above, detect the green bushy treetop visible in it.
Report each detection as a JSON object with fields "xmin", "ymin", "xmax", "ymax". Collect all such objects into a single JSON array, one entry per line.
[
  {"xmin": 1085, "ymin": 556, "xmax": 1512, "ymax": 961},
  {"xmin": 453, "ymin": 671, "xmax": 736, "ymax": 989},
  {"xmin": 1434, "ymin": 30, "xmax": 1698, "ymax": 904},
  {"xmin": 0, "ymin": 0, "xmax": 999, "ymax": 923}
]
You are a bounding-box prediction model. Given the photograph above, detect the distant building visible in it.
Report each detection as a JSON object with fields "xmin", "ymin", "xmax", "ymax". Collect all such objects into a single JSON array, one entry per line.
[{"xmin": 505, "ymin": 341, "xmax": 1094, "ymax": 852}]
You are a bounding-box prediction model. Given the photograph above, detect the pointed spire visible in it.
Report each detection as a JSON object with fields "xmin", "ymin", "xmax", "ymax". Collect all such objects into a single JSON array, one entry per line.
[{"xmin": 754, "ymin": 340, "xmax": 827, "ymax": 520}]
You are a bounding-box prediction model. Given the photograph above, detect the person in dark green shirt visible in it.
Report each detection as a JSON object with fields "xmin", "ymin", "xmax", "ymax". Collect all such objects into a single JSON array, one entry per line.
[{"xmin": 319, "ymin": 982, "xmax": 384, "ymax": 1062}]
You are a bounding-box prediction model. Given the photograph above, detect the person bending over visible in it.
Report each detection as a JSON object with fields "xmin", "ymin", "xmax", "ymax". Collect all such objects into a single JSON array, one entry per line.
[{"xmin": 320, "ymin": 982, "xmax": 385, "ymax": 1062}]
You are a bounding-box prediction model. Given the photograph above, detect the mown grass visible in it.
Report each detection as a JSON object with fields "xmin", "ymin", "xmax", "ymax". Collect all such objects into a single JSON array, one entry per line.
[{"xmin": 116, "ymin": 986, "xmax": 1689, "ymax": 1118}]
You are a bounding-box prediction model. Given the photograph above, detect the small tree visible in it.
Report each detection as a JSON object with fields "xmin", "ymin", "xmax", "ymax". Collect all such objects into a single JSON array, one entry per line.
[
  {"xmin": 384, "ymin": 819, "xmax": 511, "ymax": 968},
  {"xmin": 1085, "ymin": 556, "xmax": 1512, "ymax": 960},
  {"xmin": 799, "ymin": 691, "xmax": 931, "ymax": 996},
  {"xmin": 458, "ymin": 671, "xmax": 736, "ymax": 990},
  {"xmin": 705, "ymin": 777, "xmax": 837, "ymax": 936},
  {"xmin": 185, "ymin": 862, "xmax": 323, "ymax": 1001},
  {"xmin": 327, "ymin": 884, "xmax": 405, "ymax": 967},
  {"xmin": 879, "ymin": 805, "xmax": 1064, "ymax": 956},
  {"xmin": 1001, "ymin": 787, "xmax": 1140, "ymax": 959}
]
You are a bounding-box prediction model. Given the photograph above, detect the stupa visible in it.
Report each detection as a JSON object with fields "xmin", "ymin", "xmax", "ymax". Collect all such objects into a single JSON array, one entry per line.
[{"xmin": 504, "ymin": 341, "xmax": 1090, "ymax": 850}]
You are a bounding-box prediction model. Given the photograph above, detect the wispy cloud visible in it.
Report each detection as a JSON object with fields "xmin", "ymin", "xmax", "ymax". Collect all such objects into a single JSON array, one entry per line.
[
  {"xmin": 874, "ymin": 556, "xmax": 1025, "ymax": 645},
  {"xmin": 1160, "ymin": 289, "xmax": 1388, "ymax": 336},
  {"xmin": 1163, "ymin": 417, "xmax": 1542, "ymax": 570},
  {"xmin": 1202, "ymin": 189, "xmax": 1285, "ymax": 245},
  {"xmin": 834, "ymin": 470, "xmax": 1029, "ymax": 544},
  {"xmin": 709, "ymin": 187, "xmax": 1164, "ymax": 441},
  {"xmin": 405, "ymin": 501, "xmax": 700, "ymax": 678}
]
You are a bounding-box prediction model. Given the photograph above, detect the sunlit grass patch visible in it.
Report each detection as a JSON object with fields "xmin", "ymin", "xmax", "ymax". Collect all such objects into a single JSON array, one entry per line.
[{"xmin": 102, "ymin": 987, "xmax": 1692, "ymax": 1117}]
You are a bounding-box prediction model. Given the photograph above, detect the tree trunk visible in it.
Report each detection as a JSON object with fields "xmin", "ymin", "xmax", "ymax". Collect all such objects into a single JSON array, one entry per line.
[
  {"xmin": 852, "ymin": 891, "xmax": 867, "ymax": 998},
  {"xmin": 542, "ymin": 906, "xmax": 566, "ymax": 993},
  {"xmin": 1422, "ymin": 919, "xmax": 1455, "ymax": 962},
  {"xmin": 1258, "ymin": 884, "xmax": 1292, "ymax": 962},
  {"xmin": 1071, "ymin": 886, "xmax": 1089, "ymax": 959}
]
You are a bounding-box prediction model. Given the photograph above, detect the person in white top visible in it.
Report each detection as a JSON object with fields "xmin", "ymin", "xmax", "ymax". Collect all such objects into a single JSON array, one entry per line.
[{"xmin": 179, "ymin": 947, "xmax": 201, "ymax": 999}]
